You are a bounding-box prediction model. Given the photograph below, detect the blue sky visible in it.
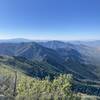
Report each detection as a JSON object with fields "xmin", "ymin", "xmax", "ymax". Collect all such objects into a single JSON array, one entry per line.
[{"xmin": 0, "ymin": 0, "xmax": 100, "ymax": 40}]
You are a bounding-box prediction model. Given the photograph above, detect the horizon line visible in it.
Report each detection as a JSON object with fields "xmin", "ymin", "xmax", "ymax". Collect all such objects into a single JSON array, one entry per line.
[{"xmin": 0, "ymin": 38, "xmax": 100, "ymax": 42}]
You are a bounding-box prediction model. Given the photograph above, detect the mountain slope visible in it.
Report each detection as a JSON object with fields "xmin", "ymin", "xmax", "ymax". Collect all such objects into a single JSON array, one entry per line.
[
  {"xmin": 0, "ymin": 56, "xmax": 63, "ymax": 78},
  {"xmin": 39, "ymin": 41, "xmax": 100, "ymax": 80},
  {"xmin": 0, "ymin": 42, "xmax": 99, "ymax": 81}
]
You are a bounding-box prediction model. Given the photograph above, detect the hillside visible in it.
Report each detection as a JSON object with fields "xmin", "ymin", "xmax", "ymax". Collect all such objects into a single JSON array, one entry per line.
[
  {"xmin": 39, "ymin": 41, "xmax": 100, "ymax": 80},
  {"xmin": 0, "ymin": 63, "xmax": 100, "ymax": 100},
  {"xmin": 0, "ymin": 56, "xmax": 62, "ymax": 78}
]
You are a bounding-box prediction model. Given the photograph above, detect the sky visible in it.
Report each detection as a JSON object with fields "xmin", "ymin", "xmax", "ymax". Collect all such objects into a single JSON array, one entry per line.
[{"xmin": 0, "ymin": 0, "xmax": 100, "ymax": 40}]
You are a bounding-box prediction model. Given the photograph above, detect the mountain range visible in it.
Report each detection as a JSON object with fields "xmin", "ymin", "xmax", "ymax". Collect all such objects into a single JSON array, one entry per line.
[{"xmin": 0, "ymin": 39, "xmax": 100, "ymax": 81}]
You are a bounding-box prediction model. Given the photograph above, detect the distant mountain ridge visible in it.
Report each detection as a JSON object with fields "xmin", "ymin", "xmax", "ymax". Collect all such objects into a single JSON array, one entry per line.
[
  {"xmin": 0, "ymin": 38, "xmax": 100, "ymax": 46},
  {"xmin": 0, "ymin": 38, "xmax": 32, "ymax": 43}
]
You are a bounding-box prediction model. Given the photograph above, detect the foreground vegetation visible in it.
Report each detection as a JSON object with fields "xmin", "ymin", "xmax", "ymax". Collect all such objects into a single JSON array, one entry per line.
[
  {"xmin": 17, "ymin": 74, "xmax": 80, "ymax": 100},
  {"xmin": 0, "ymin": 66, "xmax": 100, "ymax": 100},
  {"xmin": 0, "ymin": 66, "xmax": 81, "ymax": 100}
]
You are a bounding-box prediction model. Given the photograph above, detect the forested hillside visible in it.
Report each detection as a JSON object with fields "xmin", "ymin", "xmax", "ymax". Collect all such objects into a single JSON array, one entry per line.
[{"xmin": 1, "ymin": 66, "xmax": 100, "ymax": 100}]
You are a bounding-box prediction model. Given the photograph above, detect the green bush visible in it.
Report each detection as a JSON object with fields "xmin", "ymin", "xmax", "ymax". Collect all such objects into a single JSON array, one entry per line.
[
  {"xmin": 16, "ymin": 74, "xmax": 80, "ymax": 100},
  {"xmin": 0, "ymin": 67, "xmax": 80, "ymax": 100}
]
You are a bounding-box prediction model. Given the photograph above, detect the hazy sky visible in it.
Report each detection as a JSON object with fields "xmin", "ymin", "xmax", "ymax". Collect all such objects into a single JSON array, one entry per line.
[{"xmin": 0, "ymin": 0, "xmax": 100, "ymax": 40}]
